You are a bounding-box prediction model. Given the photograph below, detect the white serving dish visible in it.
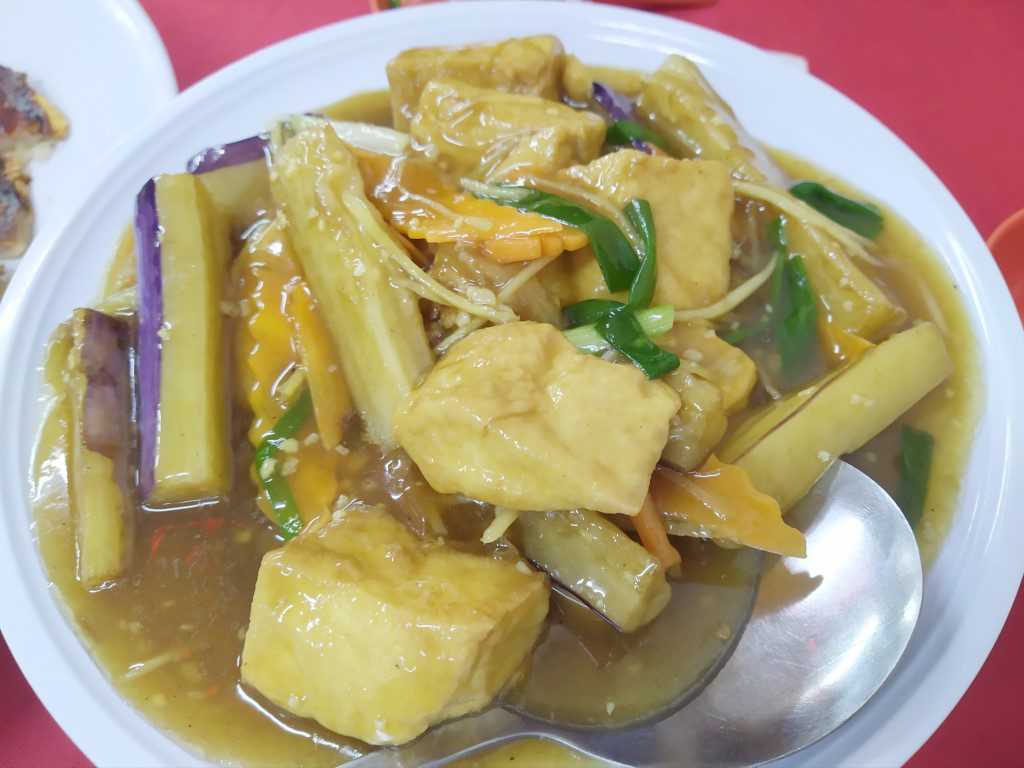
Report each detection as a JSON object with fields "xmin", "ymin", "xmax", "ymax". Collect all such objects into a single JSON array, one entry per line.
[{"xmin": 0, "ymin": 3, "xmax": 1021, "ymax": 766}]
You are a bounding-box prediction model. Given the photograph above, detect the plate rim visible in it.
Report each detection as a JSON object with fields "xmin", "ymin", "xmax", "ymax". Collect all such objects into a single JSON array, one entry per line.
[
  {"xmin": 101, "ymin": 0, "xmax": 178, "ymax": 102},
  {"xmin": 0, "ymin": 3, "xmax": 1022, "ymax": 767}
]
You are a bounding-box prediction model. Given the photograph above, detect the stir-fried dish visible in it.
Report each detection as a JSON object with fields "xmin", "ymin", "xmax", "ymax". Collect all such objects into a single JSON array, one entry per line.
[
  {"xmin": 0, "ymin": 64, "xmax": 68, "ymax": 294},
  {"xmin": 31, "ymin": 36, "xmax": 978, "ymax": 765}
]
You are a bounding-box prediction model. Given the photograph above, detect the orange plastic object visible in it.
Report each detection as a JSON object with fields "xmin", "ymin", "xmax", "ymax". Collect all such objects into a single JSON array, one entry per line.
[{"xmin": 988, "ymin": 208, "xmax": 1024, "ymax": 318}]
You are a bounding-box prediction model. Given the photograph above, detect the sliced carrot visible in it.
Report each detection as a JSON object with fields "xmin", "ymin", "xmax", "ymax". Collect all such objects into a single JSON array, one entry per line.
[
  {"xmin": 634, "ymin": 493, "xmax": 682, "ymax": 572},
  {"xmin": 288, "ymin": 283, "xmax": 351, "ymax": 450},
  {"xmin": 650, "ymin": 455, "xmax": 806, "ymax": 558},
  {"xmin": 817, "ymin": 303, "xmax": 875, "ymax": 366},
  {"xmin": 355, "ymin": 151, "xmax": 588, "ymax": 263},
  {"xmin": 233, "ymin": 221, "xmax": 344, "ymax": 527}
]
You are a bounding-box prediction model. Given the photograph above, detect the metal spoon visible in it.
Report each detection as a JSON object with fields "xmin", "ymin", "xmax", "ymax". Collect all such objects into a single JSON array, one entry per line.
[{"xmin": 352, "ymin": 461, "xmax": 923, "ymax": 768}]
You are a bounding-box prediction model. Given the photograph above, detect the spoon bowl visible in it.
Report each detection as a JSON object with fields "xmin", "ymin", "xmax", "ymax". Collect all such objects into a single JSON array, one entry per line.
[{"xmin": 354, "ymin": 461, "xmax": 923, "ymax": 767}]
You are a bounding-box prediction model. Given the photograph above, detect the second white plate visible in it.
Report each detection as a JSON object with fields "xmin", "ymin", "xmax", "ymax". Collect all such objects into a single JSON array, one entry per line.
[{"xmin": 1, "ymin": 0, "xmax": 176, "ymax": 273}]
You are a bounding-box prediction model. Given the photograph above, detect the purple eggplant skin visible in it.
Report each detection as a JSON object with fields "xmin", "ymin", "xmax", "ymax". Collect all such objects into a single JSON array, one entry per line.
[
  {"xmin": 522, "ymin": 553, "xmax": 626, "ymax": 632},
  {"xmin": 592, "ymin": 81, "xmax": 635, "ymax": 123},
  {"xmin": 592, "ymin": 81, "xmax": 653, "ymax": 155},
  {"xmin": 134, "ymin": 178, "xmax": 161, "ymax": 500},
  {"xmin": 186, "ymin": 135, "xmax": 273, "ymax": 234},
  {"xmin": 544, "ymin": 574, "xmax": 626, "ymax": 633},
  {"xmin": 77, "ymin": 310, "xmax": 131, "ymax": 459},
  {"xmin": 186, "ymin": 134, "xmax": 269, "ymax": 175}
]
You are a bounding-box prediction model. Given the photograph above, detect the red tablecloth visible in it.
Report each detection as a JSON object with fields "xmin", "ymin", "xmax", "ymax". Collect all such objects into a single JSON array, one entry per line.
[{"xmin": 4, "ymin": 1, "xmax": 1022, "ymax": 765}]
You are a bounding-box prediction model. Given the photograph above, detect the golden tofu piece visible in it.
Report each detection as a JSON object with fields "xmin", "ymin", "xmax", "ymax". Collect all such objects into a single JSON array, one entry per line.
[
  {"xmin": 387, "ymin": 35, "xmax": 564, "ymax": 129},
  {"xmin": 241, "ymin": 507, "xmax": 549, "ymax": 746},
  {"xmin": 559, "ymin": 151, "xmax": 734, "ymax": 309},
  {"xmin": 660, "ymin": 323, "xmax": 757, "ymax": 416},
  {"xmin": 410, "ymin": 80, "xmax": 605, "ymax": 181},
  {"xmin": 393, "ymin": 321, "xmax": 679, "ymax": 516},
  {"xmin": 535, "ymin": 245, "xmax": 606, "ymax": 306},
  {"xmin": 428, "ymin": 242, "xmax": 561, "ymax": 341}
]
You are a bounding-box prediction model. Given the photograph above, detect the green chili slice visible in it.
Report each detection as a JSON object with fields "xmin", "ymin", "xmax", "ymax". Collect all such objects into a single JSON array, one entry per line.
[
  {"xmin": 252, "ymin": 388, "xmax": 313, "ymax": 539},
  {"xmin": 790, "ymin": 181, "xmax": 884, "ymax": 239},
  {"xmin": 895, "ymin": 425, "xmax": 935, "ymax": 528},
  {"xmin": 605, "ymin": 120, "xmax": 670, "ymax": 152}
]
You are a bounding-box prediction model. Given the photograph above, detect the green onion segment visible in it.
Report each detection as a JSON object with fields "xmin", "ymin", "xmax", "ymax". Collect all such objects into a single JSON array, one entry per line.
[
  {"xmin": 605, "ymin": 120, "xmax": 670, "ymax": 152},
  {"xmin": 596, "ymin": 311, "xmax": 681, "ymax": 380},
  {"xmin": 789, "ymin": 181, "xmax": 884, "ymax": 239},
  {"xmin": 473, "ymin": 187, "xmax": 678, "ymax": 379},
  {"xmin": 623, "ymin": 199, "xmax": 657, "ymax": 310},
  {"xmin": 564, "ymin": 305, "xmax": 675, "ymax": 355},
  {"xmin": 252, "ymin": 388, "xmax": 313, "ymax": 539},
  {"xmin": 563, "ymin": 298, "xmax": 623, "ymax": 328},
  {"xmin": 768, "ymin": 217, "xmax": 819, "ymax": 384},
  {"xmin": 896, "ymin": 425, "xmax": 935, "ymax": 528},
  {"xmin": 562, "ymin": 200, "xmax": 679, "ymax": 378},
  {"xmin": 720, "ymin": 317, "xmax": 769, "ymax": 346}
]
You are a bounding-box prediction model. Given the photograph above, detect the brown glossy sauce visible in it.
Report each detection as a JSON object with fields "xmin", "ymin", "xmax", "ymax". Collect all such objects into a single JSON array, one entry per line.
[
  {"xmin": 33, "ymin": 333, "xmax": 368, "ymax": 766},
  {"xmin": 484, "ymin": 152, "xmax": 982, "ymax": 765},
  {"xmin": 32, "ymin": 320, "xmax": 758, "ymax": 764},
  {"xmin": 29, "ymin": 94, "xmax": 978, "ymax": 768},
  {"xmin": 505, "ymin": 543, "xmax": 760, "ymax": 727}
]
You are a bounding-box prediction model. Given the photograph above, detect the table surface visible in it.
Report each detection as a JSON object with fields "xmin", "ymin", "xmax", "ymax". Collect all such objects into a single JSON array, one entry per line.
[{"xmin": 3, "ymin": 0, "xmax": 1022, "ymax": 765}]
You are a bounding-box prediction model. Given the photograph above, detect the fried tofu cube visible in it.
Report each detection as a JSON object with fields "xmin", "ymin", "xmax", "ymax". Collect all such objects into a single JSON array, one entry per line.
[
  {"xmin": 558, "ymin": 151, "xmax": 734, "ymax": 309},
  {"xmin": 393, "ymin": 321, "xmax": 680, "ymax": 516},
  {"xmin": 241, "ymin": 507, "xmax": 549, "ymax": 746},
  {"xmin": 387, "ymin": 35, "xmax": 564, "ymax": 129},
  {"xmin": 660, "ymin": 323, "xmax": 757, "ymax": 416},
  {"xmin": 428, "ymin": 242, "xmax": 562, "ymax": 340},
  {"xmin": 657, "ymin": 323, "xmax": 756, "ymax": 471},
  {"xmin": 411, "ymin": 80, "xmax": 605, "ymax": 181}
]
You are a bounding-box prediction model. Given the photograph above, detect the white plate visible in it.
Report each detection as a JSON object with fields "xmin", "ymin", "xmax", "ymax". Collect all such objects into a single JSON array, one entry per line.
[
  {"xmin": 0, "ymin": 0, "xmax": 176, "ymax": 273},
  {"xmin": 2, "ymin": 3, "xmax": 1023, "ymax": 766}
]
